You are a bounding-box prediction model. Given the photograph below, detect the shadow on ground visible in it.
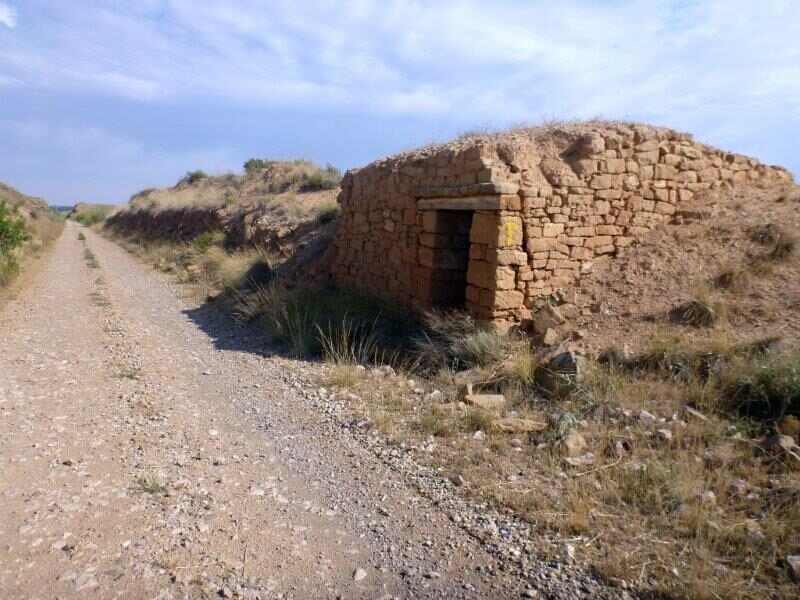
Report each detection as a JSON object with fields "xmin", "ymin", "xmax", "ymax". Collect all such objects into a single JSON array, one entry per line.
[{"xmin": 182, "ymin": 300, "xmax": 280, "ymax": 358}]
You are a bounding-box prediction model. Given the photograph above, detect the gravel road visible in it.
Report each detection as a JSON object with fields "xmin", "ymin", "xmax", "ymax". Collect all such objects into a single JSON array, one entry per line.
[{"xmin": 0, "ymin": 223, "xmax": 621, "ymax": 599}]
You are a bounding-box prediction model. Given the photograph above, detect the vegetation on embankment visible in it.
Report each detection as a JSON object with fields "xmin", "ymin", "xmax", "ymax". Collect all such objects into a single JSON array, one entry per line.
[
  {"xmin": 104, "ymin": 159, "xmax": 341, "ymax": 249},
  {"xmin": 0, "ymin": 182, "xmax": 63, "ymax": 289},
  {"xmin": 68, "ymin": 202, "xmax": 118, "ymax": 226}
]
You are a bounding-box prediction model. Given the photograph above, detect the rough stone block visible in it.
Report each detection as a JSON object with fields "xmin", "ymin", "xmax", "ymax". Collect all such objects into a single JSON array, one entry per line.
[
  {"xmin": 590, "ymin": 174, "xmax": 614, "ymax": 189},
  {"xmin": 655, "ymin": 164, "xmax": 678, "ymax": 180},
  {"xmin": 542, "ymin": 223, "xmax": 564, "ymax": 237}
]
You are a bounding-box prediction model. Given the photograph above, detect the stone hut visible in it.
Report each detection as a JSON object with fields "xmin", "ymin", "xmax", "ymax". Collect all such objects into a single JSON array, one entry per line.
[{"xmin": 330, "ymin": 121, "xmax": 792, "ymax": 325}]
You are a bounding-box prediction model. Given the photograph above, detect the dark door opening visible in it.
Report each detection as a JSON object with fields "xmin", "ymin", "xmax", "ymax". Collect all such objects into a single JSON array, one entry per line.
[{"xmin": 426, "ymin": 210, "xmax": 473, "ymax": 309}]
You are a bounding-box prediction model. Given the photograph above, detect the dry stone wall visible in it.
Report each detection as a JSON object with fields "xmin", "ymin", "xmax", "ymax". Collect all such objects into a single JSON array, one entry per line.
[{"xmin": 332, "ymin": 122, "xmax": 792, "ymax": 325}]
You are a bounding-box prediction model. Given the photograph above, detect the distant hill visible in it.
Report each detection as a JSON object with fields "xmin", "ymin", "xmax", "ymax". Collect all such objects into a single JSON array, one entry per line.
[{"xmin": 67, "ymin": 202, "xmax": 118, "ymax": 226}]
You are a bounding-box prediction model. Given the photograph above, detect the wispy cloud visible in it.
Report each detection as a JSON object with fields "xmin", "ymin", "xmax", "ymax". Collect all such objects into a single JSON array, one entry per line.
[
  {"xmin": 0, "ymin": 1, "xmax": 798, "ymax": 204},
  {"xmin": 0, "ymin": 2, "xmax": 16, "ymax": 29},
  {"xmin": 0, "ymin": 0, "xmax": 797, "ymax": 127}
]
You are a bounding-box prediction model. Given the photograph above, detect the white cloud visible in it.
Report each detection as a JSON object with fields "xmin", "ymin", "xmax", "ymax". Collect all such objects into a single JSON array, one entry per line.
[
  {"xmin": 0, "ymin": 2, "xmax": 16, "ymax": 28},
  {"xmin": 0, "ymin": 1, "xmax": 798, "ymax": 169}
]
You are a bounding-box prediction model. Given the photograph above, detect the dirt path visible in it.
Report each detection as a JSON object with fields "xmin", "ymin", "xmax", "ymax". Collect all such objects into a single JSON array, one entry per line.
[
  {"xmin": 0, "ymin": 222, "xmax": 519, "ymax": 599},
  {"xmin": 1, "ymin": 223, "xmax": 618, "ymax": 600}
]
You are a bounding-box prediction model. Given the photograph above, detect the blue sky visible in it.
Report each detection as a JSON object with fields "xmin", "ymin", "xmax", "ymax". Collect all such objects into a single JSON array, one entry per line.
[{"xmin": 0, "ymin": 1, "xmax": 798, "ymax": 205}]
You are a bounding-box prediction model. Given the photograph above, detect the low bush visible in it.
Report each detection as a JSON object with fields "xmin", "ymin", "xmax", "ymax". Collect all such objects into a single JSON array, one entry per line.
[
  {"xmin": 299, "ymin": 167, "xmax": 341, "ymax": 192},
  {"xmin": 0, "ymin": 201, "xmax": 27, "ymax": 286},
  {"xmin": 0, "ymin": 201, "xmax": 28, "ymax": 256},
  {"xmin": 244, "ymin": 158, "xmax": 268, "ymax": 172},
  {"xmin": 669, "ymin": 298, "xmax": 719, "ymax": 327},
  {"xmin": 191, "ymin": 230, "xmax": 224, "ymax": 254},
  {"xmin": 183, "ymin": 170, "xmax": 209, "ymax": 185}
]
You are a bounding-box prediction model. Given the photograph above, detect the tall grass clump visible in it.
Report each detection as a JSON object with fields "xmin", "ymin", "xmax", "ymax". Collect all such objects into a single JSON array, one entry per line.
[
  {"xmin": 719, "ymin": 351, "xmax": 800, "ymax": 421},
  {"xmin": 234, "ymin": 282, "xmax": 416, "ymax": 362},
  {"xmin": 317, "ymin": 318, "xmax": 382, "ymax": 365},
  {"xmin": 413, "ymin": 310, "xmax": 511, "ymax": 372}
]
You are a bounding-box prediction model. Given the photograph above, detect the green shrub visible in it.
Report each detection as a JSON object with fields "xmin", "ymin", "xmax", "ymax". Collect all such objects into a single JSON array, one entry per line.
[
  {"xmin": 191, "ymin": 230, "xmax": 224, "ymax": 254},
  {"xmin": 0, "ymin": 201, "xmax": 28, "ymax": 256},
  {"xmin": 299, "ymin": 165, "xmax": 341, "ymax": 192},
  {"xmin": 244, "ymin": 158, "xmax": 268, "ymax": 172},
  {"xmin": 184, "ymin": 170, "xmax": 208, "ymax": 185}
]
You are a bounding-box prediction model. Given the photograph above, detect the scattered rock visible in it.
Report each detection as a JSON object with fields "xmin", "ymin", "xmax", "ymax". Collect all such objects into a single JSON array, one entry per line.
[
  {"xmin": 728, "ymin": 479, "xmax": 749, "ymax": 497},
  {"xmin": 564, "ymin": 452, "xmax": 595, "ymax": 467},
  {"xmin": 656, "ymin": 428, "xmax": 673, "ymax": 442},
  {"xmin": 700, "ymin": 490, "xmax": 717, "ymax": 505},
  {"xmin": 464, "ymin": 394, "xmax": 506, "ymax": 412},
  {"xmin": 372, "ymin": 365, "xmax": 395, "ymax": 377},
  {"xmin": 353, "ymin": 568, "xmax": 368, "ymax": 582},
  {"xmin": 787, "ymin": 555, "xmax": 800, "ymax": 582},
  {"xmin": 562, "ymin": 543, "xmax": 576, "ymax": 561},
  {"xmin": 533, "ymin": 304, "xmax": 566, "ymax": 335},
  {"xmin": 542, "ymin": 328, "xmax": 560, "ymax": 346},
  {"xmin": 534, "ymin": 351, "xmax": 587, "ymax": 396},
  {"xmin": 763, "ymin": 433, "xmax": 799, "ymax": 456},
  {"xmin": 450, "ymin": 473, "xmax": 467, "ymax": 487},
  {"xmin": 493, "ymin": 417, "xmax": 547, "ymax": 434},
  {"xmin": 743, "ymin": 519, "xmax": 765, "ymax": 542},
  {"xmin": 638, "ymin": 410, "xmax": 656, "ymax": 423},
  {"xmin": 778, "ymin": 415, "xmax": 800, "ymax": 439},
  {"xmin": 426, "ymin": 390, "xmax": 444, "ymax": 403},
  {"xmin": 473, "ymin": 430, "xmax": 486, "ymax": 441},
  {"xmin": 558, "ymin": 430, "xmax": 587, "ymax": 457},
  {"xmin": 684, "ymin": 406, "xmax": 709, "ymax": 422}
]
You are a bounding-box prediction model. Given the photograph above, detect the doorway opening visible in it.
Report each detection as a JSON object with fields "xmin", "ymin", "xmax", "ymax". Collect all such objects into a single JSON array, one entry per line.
[{"xmin": 425, "ymin": 210, "xmax": 473, "ymax": 309}]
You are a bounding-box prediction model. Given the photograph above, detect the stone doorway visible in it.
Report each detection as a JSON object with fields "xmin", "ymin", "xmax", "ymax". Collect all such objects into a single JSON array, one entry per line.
[{"xmin": 418, "ymin": 209, "xmax": 474, "ymax": 309}]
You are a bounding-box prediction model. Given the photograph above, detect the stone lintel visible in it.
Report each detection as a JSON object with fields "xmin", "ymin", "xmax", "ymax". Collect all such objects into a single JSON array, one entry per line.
[
  {"xmin": 415, "ymin": 182, "xmax": 519, "ymax": 199},
  {"xmin": 418, "ymin": 196, "xmax": 504, "ymax": 211}
]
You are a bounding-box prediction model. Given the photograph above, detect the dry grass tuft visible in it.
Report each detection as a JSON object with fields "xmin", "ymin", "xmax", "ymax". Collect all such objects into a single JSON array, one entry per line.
[{"xmin": 750, "ymin": 223, "xmax": 797, "ymax": 263}]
